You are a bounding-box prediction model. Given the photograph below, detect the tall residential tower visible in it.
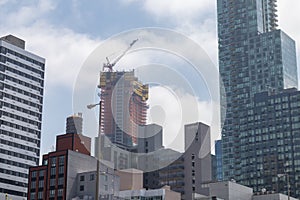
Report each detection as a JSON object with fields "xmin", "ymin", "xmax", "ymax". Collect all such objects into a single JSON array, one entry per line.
[
  {"xmin": 99, "ymin": 70, "xmax": 148, "ymax": 148},
  {"xmin": 218, "ymin": 0, "xmax": 300, "ymax": 197},
  {"xmin": 0, "ymin": 35, "xmax": 45, "ymax": 200}
]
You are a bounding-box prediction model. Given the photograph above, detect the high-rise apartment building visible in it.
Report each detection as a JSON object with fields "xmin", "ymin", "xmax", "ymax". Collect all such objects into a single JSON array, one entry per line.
[
  {"xmin": 0, "ymin": 35, "xmax": 45, "ymax": 200},
  {"xmin": 99, "ymin": 70, "xmax": 148, "ymax": 147},
  {"xmin": 217, "ymin": 0, "xmax": 300, "ymax": 197},
  {"xmin": 246, "ymin": 88, "xmax": 300, "ymax": 196}
]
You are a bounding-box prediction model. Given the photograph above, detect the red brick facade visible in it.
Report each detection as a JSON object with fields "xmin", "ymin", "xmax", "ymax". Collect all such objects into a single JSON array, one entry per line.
[
  {"xmin": 28, "ymin": 133, "xmax": 91, "ymax": 200},
  {"xmin": 56, "ymin": 133, "xmax": 91, "ymax": 156}
]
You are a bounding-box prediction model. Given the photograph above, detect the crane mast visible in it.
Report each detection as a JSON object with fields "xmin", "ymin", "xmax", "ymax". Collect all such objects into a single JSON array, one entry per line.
[{"xmin": 103, "ymin": 39, "xmax": 138, "ymax": 72}]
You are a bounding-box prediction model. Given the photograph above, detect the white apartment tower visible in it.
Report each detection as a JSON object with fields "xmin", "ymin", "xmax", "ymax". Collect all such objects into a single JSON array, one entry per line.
[{"xmin": 0, "ymin": 35, "xmax": 45, "ymax": 200}]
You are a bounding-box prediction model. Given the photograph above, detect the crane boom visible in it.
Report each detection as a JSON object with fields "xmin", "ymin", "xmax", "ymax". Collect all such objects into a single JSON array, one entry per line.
[{"xmin": 103, "ymin": 39, "xmax": 138, "ymax": 72}]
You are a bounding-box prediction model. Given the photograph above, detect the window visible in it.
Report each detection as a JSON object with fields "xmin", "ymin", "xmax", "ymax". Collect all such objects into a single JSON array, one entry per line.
[
  {"xmin": 58, "ymin": 189, "xmax": 63, "ymax": 197},
  {"xmin": 0, "ymin": 55, "xmax": 6, "ymax": 63},
  {"xmin": 0, "ymin": 73, "xmax": 4, "ymax": 81},
  {"xmin": 39, "ymin": 170, "xmax": 44, "ymax": 177},
  {"xmin": 30, "ymin": 192, "xmax": 35, "ymax": 200},
  {"xmin": 102, "ymin": 174, "xmax": 108, "ymax": 181},
  {"xmin": 38, "ymin": 191, "xmax": 43, "ymax": 200},
  {"xmin": 50, "ymin": 167, "xmax": 56, "ymax": 176},
  {"xmin": 31, "ymin": 181, "xmax": 36, "ymax": 189},
  {"xmin": 51, "ymin": 157, "xmax": 56, "ymax": 167},
  {"xmin": 0, "ymin": 47, "xmax": 6, "ymax": 54},
  {"xmin": 195, "ymin": 132, "xmax": 199, "ymax": 141},
  {"xmin": 90, "ymin": 174, "xmax": 95, "ymax": 181},
  {"xmin": 59, "ymin": 166, "xmax": 64, "ymax": 174},
  {"xmin": 80, "ymin": 185, "xmax": 84, "ymax": 191},
  {"xmin": 58, "ymin": 156, "xmax": 65, "ymax": 166},
  {"xmin": 50, "ymin": 179, "xmax": 56, "ymax": 186},
  {"xmin": 58, "ymin": 177, "xmax": 64, "ymax": 186},
  {"xmin": 31, "ymin": 171, "xmax": 37, "ymax": 179},
  {"xmin": 80, "ymin": 175, "xmax": 85, "ymax": 181},
  {"xmin": 49, "ymin": 189, "xmax": 55, "ymax": 197},
  {"xmin": 38, "ymin": 180, "xmax": 44, "ymax": 188}
]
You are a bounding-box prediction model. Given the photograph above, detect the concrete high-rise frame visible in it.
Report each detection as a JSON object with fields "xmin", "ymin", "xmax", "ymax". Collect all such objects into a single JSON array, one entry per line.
[
  {"xmin": 99, "ymin": 70, "xmax": 148, "ymax": 147},
  {"xmin": 217, "ymin": 0, "xmax": 300, "ymax": 197},
  {"xmin": 0, "ymin": 35, "xmax": 45, "ymax": 200}
]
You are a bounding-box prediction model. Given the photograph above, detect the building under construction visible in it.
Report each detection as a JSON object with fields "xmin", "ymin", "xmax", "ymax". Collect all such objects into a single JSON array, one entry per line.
[{"xmin": 99, "ymin": 70, "xmax": 148, "ymax": 147}]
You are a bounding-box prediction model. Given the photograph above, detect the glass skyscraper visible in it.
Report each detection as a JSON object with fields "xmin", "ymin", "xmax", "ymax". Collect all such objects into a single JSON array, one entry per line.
[
  {"xmin": 217, "ymin": 0, "xmax": 300, "ymax": 197},
  {"xmin": 0, "ymin": 35, "xmax": 45, "ymax": 199}
]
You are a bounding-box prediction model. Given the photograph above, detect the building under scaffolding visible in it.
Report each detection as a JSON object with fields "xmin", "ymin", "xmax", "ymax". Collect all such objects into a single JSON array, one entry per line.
[{"xmin": 99, "ymin": 70, "xmax": 148, "ymax": 147}]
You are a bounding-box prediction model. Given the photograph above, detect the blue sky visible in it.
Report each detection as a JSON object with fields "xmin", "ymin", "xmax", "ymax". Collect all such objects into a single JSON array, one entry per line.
[{"xmin": 0, "ymin": 0, "xmax": 300, "ymax": 155}]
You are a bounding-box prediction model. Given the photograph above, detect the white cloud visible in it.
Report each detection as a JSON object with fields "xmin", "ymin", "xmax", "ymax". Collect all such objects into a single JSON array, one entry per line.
[
  {"xmin": 120, "ymin": 0, "xmax": 218, "ymax": 66},
  {"xmin": 121, "ymin": 0, "xmax": 215, "ymax": 22},
  {"xmin": 148, "ymin": 0, "xmax": 214, "ymax": 21},
  {"xmin": 25, "ymin": 23, "xmax": 99, "ymax": 88},
  {"xmin": 0, "ymin": 0, "xmax": 102, "ymax": 156},
  {"xmin": 0, "ymin": 0, "xmax": 10, "ymax": 6},
  {"xmin": 3, "ymin": 0, "xmax": 56, "ymax": 27},
  {"xmin": 0, "ymin": 23, "xmax": 100, "ymax": 88},
  {"xmin": 0, "ymin": 0, "xmax": 101, "ymax": 89},
  {"xmin": 176, "ymin": 18, "xmax": 218, "ymax": 65}
]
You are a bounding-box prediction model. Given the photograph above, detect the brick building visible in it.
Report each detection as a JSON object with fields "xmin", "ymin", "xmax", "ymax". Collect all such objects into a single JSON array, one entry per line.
[{"xmin": 27, "ymin": 115, "xmax": 93, "ymax": 200}]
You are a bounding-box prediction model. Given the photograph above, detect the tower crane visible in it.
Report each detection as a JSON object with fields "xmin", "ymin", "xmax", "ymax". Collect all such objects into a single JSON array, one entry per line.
[{"xmin": 103, "ymin": 39, "xmax": 138, "ymax": 72}]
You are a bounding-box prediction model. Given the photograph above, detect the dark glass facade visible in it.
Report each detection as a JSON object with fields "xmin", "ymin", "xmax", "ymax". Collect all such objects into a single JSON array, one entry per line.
[
  {"xmin": 240, "ymin": 88, "xmax": 300, "ymax": 196},
  {"xmin": 217, "ymin": 0, "xmax": 300, "ymax": 197},
  {"xmin": 215, "ymin": 140, "xmax": 223, "ymax": 181},
  {"xmin": 158, "ymin": 154, "xmax": 185, "ymax": 196}
]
